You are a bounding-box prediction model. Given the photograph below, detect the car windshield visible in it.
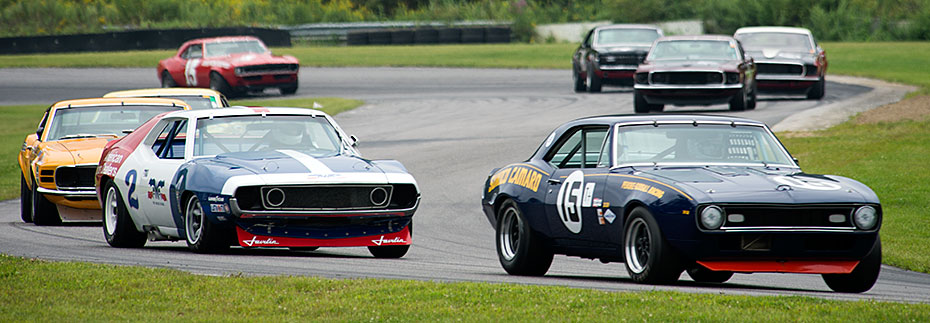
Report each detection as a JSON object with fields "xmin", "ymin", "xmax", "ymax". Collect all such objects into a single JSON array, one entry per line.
[
  {"xmin": 649, "ymin": 40, "xmax": 740, "ymax": 61},
  {"xmin": 45, "ymin": 105, "xmax": 178, "ymax": 141},
  {"xmin": 193, "ymin": 115, "xmax": 342, "ymax": 157},
  {"xmin": 615, "ymin": 124, "xmax": 794, "ymax": 166},
  {"xmin": 204, "ymin": 40, "xmax": 268, "ymax": 57},
  {"xmin": 596, "ymin": 28, "xmax": 661, "ymax": 46},
  {"xmin": 153, "ymin": 95, "xmax": 215, "ymax": 110},
  {"xmin": 736, "ymin": 32, "xmax": 813, "ymax": 51}
]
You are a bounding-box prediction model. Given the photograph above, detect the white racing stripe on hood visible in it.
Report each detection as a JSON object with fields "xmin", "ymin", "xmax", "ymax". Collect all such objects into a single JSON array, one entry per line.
[{"xmin": 278, "ymin": 149, "xmax": 334, "ymax": 174}]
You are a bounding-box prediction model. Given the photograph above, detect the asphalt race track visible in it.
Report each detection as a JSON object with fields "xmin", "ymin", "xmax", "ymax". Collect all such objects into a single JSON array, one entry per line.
[{"xmin": 2, "ymin": 67, "xmax": 929, "ymax": 303}]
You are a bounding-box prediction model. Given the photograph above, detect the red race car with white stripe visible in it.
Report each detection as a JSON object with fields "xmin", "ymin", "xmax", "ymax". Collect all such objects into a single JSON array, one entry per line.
[{"xmin": 95, "ymin": 107, "xmax": 419, "ymax": 258}]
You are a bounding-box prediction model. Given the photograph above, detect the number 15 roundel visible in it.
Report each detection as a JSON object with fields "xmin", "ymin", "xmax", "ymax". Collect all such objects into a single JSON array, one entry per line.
[{"xmin": 557, "ymin": 170, "xmax": 585, "ymax": 234}]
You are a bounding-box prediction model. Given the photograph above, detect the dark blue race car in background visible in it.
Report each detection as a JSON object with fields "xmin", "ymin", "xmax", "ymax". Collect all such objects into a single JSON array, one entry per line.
[{"xmin": 481, "ymin": 114, "xmax": 882, "ymax": 293}]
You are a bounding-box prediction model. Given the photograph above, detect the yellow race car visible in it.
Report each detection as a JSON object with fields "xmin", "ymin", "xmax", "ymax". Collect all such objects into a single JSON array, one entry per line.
[
  {"xmin": 103, "ymin": 87, "xmax": 228, "ymax": 110},
  {"xmin": 19, "ymin": 97, "xmax": 191, "ymax": 225}
]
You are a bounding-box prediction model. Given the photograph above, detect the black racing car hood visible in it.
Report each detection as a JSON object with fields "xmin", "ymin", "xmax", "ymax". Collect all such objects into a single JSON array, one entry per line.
[{"xmin": 634, "ymin": 166, "xmax": 879, "ymax": 205}]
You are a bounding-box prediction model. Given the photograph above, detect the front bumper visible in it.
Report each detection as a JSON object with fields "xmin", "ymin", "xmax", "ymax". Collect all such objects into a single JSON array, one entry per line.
[
  {"xmin": 634, "ymin": 84, "xmax": 742, "ymax": 105},
  {"xmin": 230, "ymin": 73, "xmax": 298, "ymax": 90}
]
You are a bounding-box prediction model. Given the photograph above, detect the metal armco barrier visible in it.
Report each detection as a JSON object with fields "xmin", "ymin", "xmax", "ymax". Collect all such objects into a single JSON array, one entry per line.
[
  {"xmin": 346, "ymin": 26, "xmax": 511, "ymax": 46},
  {"xmin": 0, "ymin": 27, "xmax": 291, "ymax": 54}
]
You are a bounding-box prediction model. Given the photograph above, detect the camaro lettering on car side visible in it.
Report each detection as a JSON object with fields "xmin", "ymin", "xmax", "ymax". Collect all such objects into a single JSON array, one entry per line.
[{"xmin": 487, "ymin": 166, "xmax": 543, "ymax": 192}]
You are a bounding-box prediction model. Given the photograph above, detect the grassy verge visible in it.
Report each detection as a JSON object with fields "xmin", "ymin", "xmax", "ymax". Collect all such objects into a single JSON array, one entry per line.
[
  {"xmin": 0, "ymin": 98, "xmax": 362, "ymax": 201},
  {"xmin": 779, "ymin": 119, "xmax": 930, "ymax": 273},
  {"xmin": 1, "ymin": 255, "xmax": 927, "ymax": 320}
]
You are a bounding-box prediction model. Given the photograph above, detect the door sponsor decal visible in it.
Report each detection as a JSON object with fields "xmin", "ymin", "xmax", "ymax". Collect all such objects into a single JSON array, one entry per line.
[
  {"xmin": 621, "ymin": 181, "xmax": 665, "ymax": 199},
  {"xmin": 772, "ymin": 176, "xmax": 842, "ymax": 191}
]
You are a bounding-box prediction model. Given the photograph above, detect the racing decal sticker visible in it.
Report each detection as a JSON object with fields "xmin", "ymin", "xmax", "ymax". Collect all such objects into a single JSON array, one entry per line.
[
  {"xmin": 593, "ymin": 197, "xmax": 602, "ymax": 207},
  {"xmin": 278, "ymin": 149, "xmax": 334, "ymax": 174},
  {"xmin": 603, "ymin": 209, "xmax": 616, "ymax": 224},
  {"xmin": 544, "ymin": 132, "xmax": 556, "ymax": 147},
  {"xmin": 184, "ymin": 58, "xmax": 201, "ymax": 86},
  {"xmin": 772, "ymin": 176, "xmax": 842, "ymax": 191},
  {"xmin": 621, "ymin": 181, "xmax": 665, "ymax": 199},
  {"xmin": 147, "ymin": 178, "xmax": 167, "ymax": 204},
  {"xmin": 242, "ymin": 236, "xmax": 280, "ymax": 247},
  {"xmin": 488, "ymin": 166, "xmax": 544, "ymax": 193},
  {"xmin": 99, "ymin": 152, "xmax": 125, "ymax": 177},
  {"xmin": 556, "ymin": 170, "xmax": 585, "ymax": 234},
  {"xmin": 597, "ymin": 209, "xmax": 606, "ymax": 225},
  {"xmin": 371, "ymin": 235, "xmax": 407, "ymax": 246}
]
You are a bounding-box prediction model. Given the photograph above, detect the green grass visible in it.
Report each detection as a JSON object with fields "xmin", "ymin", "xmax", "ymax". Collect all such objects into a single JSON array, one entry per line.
[
  {"xmin": 1, "ymin": 255, "xmax": 927, "ymax": 321},
  {"xmin": 0, "ymin": 98, "xmax": 362, "ymax": 201},
  {"xmin": 779, "ymin": 120, "xmax": 930, "ymax": 273},
  {"xmin": 823, "ymin": 42, "xmax": 930, "ymax": 95}
]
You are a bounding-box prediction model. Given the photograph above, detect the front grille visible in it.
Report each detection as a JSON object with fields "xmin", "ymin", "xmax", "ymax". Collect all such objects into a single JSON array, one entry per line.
[
  {"xmin": 55, "ymin": 165, "xmax": 97, "ymax": 189},
  {"xmin": 719, "ymin": 205, "xmax": 856, "ymax": 229},
  {"xmin": 235, "ymin": 184, "xmax": 419, "ymax": 211},
  {"xmin": 599, "ymin": 53, "xmax": 645, "ymax": 66},
  {"xmin": 650, "ymin": 71, "xmax": 723, "ymax": 85},
  {"xmin": 238, "ymin": 64, "xmax": 298, "ymax": 74},
  {"xmin": 757, "ymin": 63, "xmax": 803, "ymax": 75}
]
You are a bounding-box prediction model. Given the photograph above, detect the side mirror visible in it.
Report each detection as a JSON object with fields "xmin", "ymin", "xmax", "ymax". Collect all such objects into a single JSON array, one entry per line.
[
  {"xmin": 793, "ymin": 157, "xmax": 800, "ymax": 166},
  {"xmin": 349, "ymin": 135, "xmax": 359, "ymax": 148},
  {"xmin": 35, "ymin": 126, "xmax": 44, "ymax": 139}
]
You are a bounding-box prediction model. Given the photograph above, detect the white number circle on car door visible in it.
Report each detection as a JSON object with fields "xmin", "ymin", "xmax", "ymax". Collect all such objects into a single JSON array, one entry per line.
[{"xmin": 556, "ymin": 170, "xmax": 585, "ymax": 234}]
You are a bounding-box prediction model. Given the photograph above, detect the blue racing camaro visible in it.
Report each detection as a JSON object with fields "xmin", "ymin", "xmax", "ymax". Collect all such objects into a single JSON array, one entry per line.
[{"xmin": 481, "ymin": 114, "xmax": 881, "ymax": 293}]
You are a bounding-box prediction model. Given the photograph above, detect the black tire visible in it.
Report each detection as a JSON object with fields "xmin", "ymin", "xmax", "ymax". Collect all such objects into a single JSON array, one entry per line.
[
  {"xmin": 209, "ymin": 72, "xmax": 237, "ymax": 98},
  {"xmin": 633, "ymin": 91, "xmax": 651, "ymax": 113},
  {"xmin": 687, "ymin": 265, "xmax": 733, "ymax": 283},
  {"xmin": 623, "ymin": 207, "xmax": 683, "ymax": 284},
  {"xmin": 728, "ymin": 86, "xmax": 748, "ymax": 111},
  {"xmin": 586, "ymin": 63, "xmax": 602, "ymax": 93},
  {"xmin": 20, "ymin": 176, "xmax": 33, "ymax": 223},
  {"xmin": 573, "ymin": 65, "xmax": 587, "ymax": 93},
  {"xmin": 807, "ymin": 77, "xmax": 826, "ymax": 100},
  {"xmin": 496, "ymin": 199, "xmax": 553, "ymax": 276},
  {"xmin": 280, "ymin": 81, "xmax": 298, "ymax": 95},
  {"xmin": 822, "ymin": 237, "xmax": 881, "ymax": 293},
  {"xmin": 161, "ymin": 70, "xmax": 177, "ymax": 88},
  {"xmin": 102, "ymin": 181, "xmax": 147, "ymax": 248},
  {"xmin": 31, "ymin": 178, "xmax": 61, "ymax": 226},
  {"xmin": 184, "ymin": 194, "xmax": 229, "ymax": 253},
  {"xmin": 368, "ymin": 222, "xmax": 412, "ymax": 258}
]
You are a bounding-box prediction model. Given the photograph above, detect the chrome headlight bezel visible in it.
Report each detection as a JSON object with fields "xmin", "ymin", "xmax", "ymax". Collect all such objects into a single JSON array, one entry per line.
[
  {"xmin": 700, "ymin": 205, "xmax": 725, "ymax": 230},
  {"xmin": 853, "ymin": 205, "xmax": 879, "ymax": 230}
]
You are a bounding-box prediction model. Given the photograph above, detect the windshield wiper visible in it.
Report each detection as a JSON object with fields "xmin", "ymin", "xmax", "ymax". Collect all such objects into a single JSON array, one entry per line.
[{"xmin": 58, "ymin": 133, "xmax": 117, "ymax": 140}]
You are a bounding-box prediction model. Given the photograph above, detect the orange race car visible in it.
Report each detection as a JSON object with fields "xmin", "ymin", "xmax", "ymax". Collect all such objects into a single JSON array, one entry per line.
[{"xmin": 19, "ymin": 97, "xmax": 190, "ymax": 225}]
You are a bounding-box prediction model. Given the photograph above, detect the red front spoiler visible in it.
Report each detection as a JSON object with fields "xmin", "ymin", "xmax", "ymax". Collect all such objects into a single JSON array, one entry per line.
[
  {"xmin": 236, "ymin": 226, "xmax": 411, "ymax": 248},
  {"xmin": 697, "ymin": 260, "xmax": 859, "ymax": 274}
]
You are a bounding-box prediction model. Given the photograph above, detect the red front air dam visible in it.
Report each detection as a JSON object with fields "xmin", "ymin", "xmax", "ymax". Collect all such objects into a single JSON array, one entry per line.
[
  {"xmin": 236, "ymin": 226, "xmax": 411, "ymax": 248},
  {"xmin": 696, "ymin": 260, "xmax": 859, "ymax": 274}
]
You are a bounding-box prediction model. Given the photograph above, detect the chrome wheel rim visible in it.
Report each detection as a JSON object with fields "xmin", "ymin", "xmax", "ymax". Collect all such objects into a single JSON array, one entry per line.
[
  {"xmin": 104, "ymin": 186, "xmax": 119, "ymax": 235},
  {"xmin": 185, "ymin": 197, "xmax": 203, "ymax": 244},
  {"xmin": 625, "ymin": 217, "xmax": 651, "ymax": 274},
  {"xmin": 498, "ymin": 207, "xmax": 521, "ymax": 261}
]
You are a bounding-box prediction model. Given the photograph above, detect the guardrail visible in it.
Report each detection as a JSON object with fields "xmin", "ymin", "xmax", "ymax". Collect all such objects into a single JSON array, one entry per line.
[{"xmin": 282, "ymin": 21, "xmax": 510, "ymax": 42}]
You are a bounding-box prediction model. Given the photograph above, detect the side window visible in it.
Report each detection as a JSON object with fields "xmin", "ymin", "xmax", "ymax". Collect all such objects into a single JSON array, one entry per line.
[
  {"xmin": 151, "ymin": 120, "xmax": 188, "ymax": 159},
  {"xmin": 36, "ymin": 109, "xmax": 50, "ymax": 139},
  {"xmin": 182, "ymin": 44, "xmax": 202, "ymax": 59},
  {"xmin": 584, "ymin": 30, "xmax": 594, "ymax": 47},
  {"xmin": 545, "ymin": 126, "xmax": 609, "ymax": 169}
]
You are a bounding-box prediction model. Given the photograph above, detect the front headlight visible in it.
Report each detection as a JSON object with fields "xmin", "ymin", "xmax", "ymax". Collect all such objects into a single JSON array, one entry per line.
[
  {"xmin": 725, "ymin": 72, "xmax": 740, "ymax": 84},
  {"xmin": 634, "ymin": 73, "xmax": 648, "ymax": 84},
  {"xmin": 700, "ymin": 205, "xmax": 725, "ymax": 230},
  {"xmin": 853, "ymin": 206, "xmax": 878, "ymax": 230}
]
